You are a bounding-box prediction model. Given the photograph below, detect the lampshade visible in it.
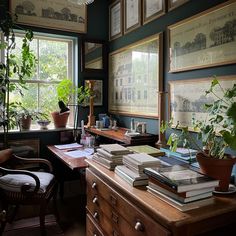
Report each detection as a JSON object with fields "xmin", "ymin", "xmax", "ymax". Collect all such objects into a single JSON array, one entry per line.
[{"xmin": 68, "ymin": 0, "xmax": 94, "ymax": 5}]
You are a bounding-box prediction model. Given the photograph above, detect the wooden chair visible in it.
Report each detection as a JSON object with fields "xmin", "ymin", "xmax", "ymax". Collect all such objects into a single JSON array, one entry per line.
[{"xmin": 0, "ymin": 149, "xmax": 59, "ymax": 236}]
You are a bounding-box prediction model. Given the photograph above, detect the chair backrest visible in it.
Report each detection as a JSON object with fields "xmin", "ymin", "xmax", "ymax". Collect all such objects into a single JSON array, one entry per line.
[{"xmin": 0, "ymin": 149, "xmax": 13, "ymax": 165}]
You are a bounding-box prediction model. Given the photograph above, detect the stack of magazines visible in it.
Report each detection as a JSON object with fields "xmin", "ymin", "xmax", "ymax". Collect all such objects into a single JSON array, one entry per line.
[
  {"xmin": 115, "ymin": 153, "xmax": 165, "ymax": 186},
  {"xmin": 144, "ymin": 165, "xmax": 219, "ymax": 211},
  {"xmin": 92, "ymin": 144, "xmax": 132, "ymax": 170}
]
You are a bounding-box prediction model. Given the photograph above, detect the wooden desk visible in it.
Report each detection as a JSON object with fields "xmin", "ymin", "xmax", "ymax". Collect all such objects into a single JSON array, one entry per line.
[
  {"xmin": 86, "ymin": 160, "xmax": 236, "ymax": 236},
  {"xmin": 86, "ymin": 127, "xmax": 158, "ymax": 146}
]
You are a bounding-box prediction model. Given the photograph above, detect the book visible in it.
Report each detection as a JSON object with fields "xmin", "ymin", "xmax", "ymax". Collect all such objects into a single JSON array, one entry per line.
[
  {"xmin": 123, "ymin": 153, "xmax": 162, "ymax": 166},
  {"xmin": 148, "ymin": 182, "xmax": 213, "ymax": 203},
  {"xmin": 92, "ymin": 153, "xmax": 117, "ymax": 170},
  {"xmin": 96, "ymin": 148, "xmax": 123, "ymax": 160},
  {"xmin": 144, "ymin": 165, "xmax": 219, "ymax": 193},
  {"xmin": 127, "ymin": 145, "xmax": 165, "ymax": 157},
  {"xmin": 99, "ymin": 144, "xmax": 131, "ymax": 155},
  {"xmin": 160, "ymin": 147, "xmax": 197, "ymax": 160},
  {"xmin": 147, "ymin": 186, "xmax": 214, "ymax": 212}
]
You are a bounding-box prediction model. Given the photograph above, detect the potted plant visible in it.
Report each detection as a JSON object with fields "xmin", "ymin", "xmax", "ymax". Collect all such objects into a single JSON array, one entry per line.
[
  {"xmin": 161, "ymin": 77, "xmax": 236, "ymax": 192},
  {"xmin": 51, "ymin": 79, "xmax": 90, "ymax": 128}
]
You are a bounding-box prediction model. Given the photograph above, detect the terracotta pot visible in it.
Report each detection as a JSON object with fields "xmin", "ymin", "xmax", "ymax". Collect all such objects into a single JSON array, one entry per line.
[
  {"xmin": 196, "ymin": 152, "xmax": 236, "ymax": 192},
  {"xmin": 51, "ymin": 111, "xmax": 70, "ymax": 128},
  {"xmin": 19, "ymin": 116, "xmax": 32, "ymax": 131}
]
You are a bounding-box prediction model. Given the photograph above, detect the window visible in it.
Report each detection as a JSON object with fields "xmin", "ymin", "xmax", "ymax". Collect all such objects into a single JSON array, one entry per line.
[{"xmin": 7, "ymin": 32, "xmax": 76, "ymax": 129}]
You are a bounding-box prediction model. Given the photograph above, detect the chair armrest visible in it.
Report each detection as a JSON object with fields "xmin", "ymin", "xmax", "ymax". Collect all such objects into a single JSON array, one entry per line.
[
  {"xmin": 12, "ymin": 154, "xmax": 53, "ymax": 172},
  {"xmin": 0, "ymin": 167, "xmax": 40, "ymax": 194}
]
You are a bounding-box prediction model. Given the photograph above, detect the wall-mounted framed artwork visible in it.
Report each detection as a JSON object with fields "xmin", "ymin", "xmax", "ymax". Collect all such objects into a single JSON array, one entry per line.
[
  {"xmin": 168, "ymin": 0, "xmax": 236, "ymax": 72},
  {"xmin": 109, "ymin": 33, "xmax": 163, "ymax": 118},
  {"xmin": 167, "ymin": 0, "xmax": 189, "ymax": 11},
  {"xmin": 124, "ymin": 0, "xmax": 141, "ymax": 34},
  {"xmin": 142, "ymin": 0, "xmax": 166, "ymax": 25},
  {"xmin": 10, "ymin": 0, "xmax": 87, "ymax": 33},
  {"xmin": 168, "ymin": 75, "xmax": 236, "ymax": 130},
  {"xmin": 85, "ymin": 80, "xmax": 103, "ymax": 106},
  {"xmin": 109, "ymin": 0, "xmax": 123, "ymax": 41}
]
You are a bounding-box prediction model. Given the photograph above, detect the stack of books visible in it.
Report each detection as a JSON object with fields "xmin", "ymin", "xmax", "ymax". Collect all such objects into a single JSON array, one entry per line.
[
  {"xmin": 144, "ymin": 165, "xmax": 219, "ymax": 212},
  {"xmin": 115, "ymin": 153, "xmax": 169, "ymax": 186},
  {"xmin": 92, "ymin": 144, "xmax": 132, "ymax": 170},
  {"xmin": 127, "ymin": 145, "xmax": 165, "ymax": 157}
]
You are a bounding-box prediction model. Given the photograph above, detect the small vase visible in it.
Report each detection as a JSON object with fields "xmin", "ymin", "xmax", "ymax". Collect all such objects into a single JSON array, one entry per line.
[{"xmin": 196, "ymin": 152, "xmax": 236, "ymax": 192}]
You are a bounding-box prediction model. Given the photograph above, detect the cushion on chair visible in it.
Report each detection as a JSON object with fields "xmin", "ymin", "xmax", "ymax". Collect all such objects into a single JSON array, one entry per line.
[
  {"xmin": 0, "ymin": 149, "xmax": 13, "ymax": 164},
  {"xmin": 0, "ymin": 172, "xmax": 55, "ymax": 194}
]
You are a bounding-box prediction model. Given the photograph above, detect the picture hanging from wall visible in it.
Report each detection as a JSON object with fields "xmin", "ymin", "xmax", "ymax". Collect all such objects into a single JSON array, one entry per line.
[
  {"xmin": 109, "ymin": 0, "xmax": 123, "ymax": 41},
  {"xmin": 10, "ymin": 0, "xmax": 87, "ymax": 33},
  {"xmin": 85, "ymin": 80, "xmax": 103, "ymax": 106},
  {"xmin": 124, "ymin": 0, "xmax": 141, "ymax": 34},
  {"xmin": 109, "ymin": 33, "xmax": 163, "ymax": 118},
  {"xmin": 168, "ymin": 75, "xmax": 236, "ymax": 130},
  {"xmin": 167, "ymin": 0, "xmax": 189, "ymax": 11},
  {"xmin": 168, "ymin": 0, "xmax": 236, "ymax": 72},
  {"xmin": 142, "ymin": 0, "xmax": 166, "ymax": 25}
]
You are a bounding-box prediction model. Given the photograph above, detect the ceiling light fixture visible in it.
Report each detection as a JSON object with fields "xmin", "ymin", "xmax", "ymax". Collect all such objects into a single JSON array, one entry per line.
[{"xmin": 68, "ymin": 0, "xmax": 94, "ymax": 5}]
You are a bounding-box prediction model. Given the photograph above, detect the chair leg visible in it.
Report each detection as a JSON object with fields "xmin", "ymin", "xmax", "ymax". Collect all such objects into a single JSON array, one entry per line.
[{"xmin": 39, "ymin": 202, "xmax": 47, "ymax": 236}]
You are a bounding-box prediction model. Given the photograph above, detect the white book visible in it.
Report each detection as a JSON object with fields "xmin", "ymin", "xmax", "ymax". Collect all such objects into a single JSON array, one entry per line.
[
  {"xmin": 97, "ymin": 148, "xmax": 123, "ymax": 159},
  {"xmin": 54, "ymin": 142, "xmax": 83, "ymax": 150},
  {"xmin": 99, "ymin": 144, "xmax": 131, "ymax": 155},
  {"xmin": 123, "ymin": 153, "xmax": 161, "ymax": 166}
]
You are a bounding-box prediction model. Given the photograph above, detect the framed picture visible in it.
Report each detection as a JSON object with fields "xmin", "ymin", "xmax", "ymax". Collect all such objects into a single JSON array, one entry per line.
[
  {"xmin": 142, "ymin": 0, "xmax": 166, "ymax": 25},
  {"xmin": 109, "ymin": 0, "xmax": 123, "ymax": 41},
  {"xmin": 109, "ymin": 33, "xmax": 163, "ymax": 118},
  {"xmin": 168, "ymin": 1, "xmax": 236, "ymax": 72},
  {"xmin": 10, "ymin": 0, "xmax": 87, "ymax": 33},
  {"xmin": 168, "ymin": 0, "xmax": 189, "ymax": 11},
  {"xmin": 85, "ymin": 80, "xmax": 103, "ymax": 106},
  {"xmin": 168, "ymin": 75, "xmax": 236, "ymax": 130},
  {"xmin": 124, "ymin": 0, "xmax": 141, "ymax": 34}
]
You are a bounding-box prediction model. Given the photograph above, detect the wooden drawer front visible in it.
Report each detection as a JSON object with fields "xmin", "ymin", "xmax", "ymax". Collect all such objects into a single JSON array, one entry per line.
[{"xmin": 86, "ymin": 213, "xmax": 104, "ymax": 236}]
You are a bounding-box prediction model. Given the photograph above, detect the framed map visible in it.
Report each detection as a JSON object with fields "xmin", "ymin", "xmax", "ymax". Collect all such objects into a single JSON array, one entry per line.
[
  {"xmin": 10, "ymin": 0, "xmax": 87, "ymax": 33},
  {"xmin": 109, "ymin": 33, "xmax": 163, "ymax": 118},
  {"xmin": 168, "ymin": 75, "xmax": 236, "ymax": 130},
  {"xmin": 168, "ymin": 1, "xmax": 236, "ymax": 72}
]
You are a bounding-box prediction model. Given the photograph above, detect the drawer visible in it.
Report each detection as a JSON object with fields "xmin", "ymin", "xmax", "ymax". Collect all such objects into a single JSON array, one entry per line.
[
  {"xmin": 86, "ymin": 213, "xmax": 104, "ymax": 236},
  {"xmin": 86, "ymin": 168, "xmax": 171, "ymax": 236}
]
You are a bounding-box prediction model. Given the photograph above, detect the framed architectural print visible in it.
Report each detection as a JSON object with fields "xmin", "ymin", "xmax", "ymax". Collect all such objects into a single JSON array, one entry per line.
[
  {"xmin": 168, "ymin": 0, "xmax": 189, "ymax": 11},
  {"xmin": 10, "ymin": 0, "xmax": 87, "ymax": 33},
  {"xmin": 109, "ymin": 33, "xmax": 163, "ymax": 118},
  {"xmin": 142, "ymin": 0, "xmax": 166, "ymax": 25},
  {"xmin": 124, "ymin": 0, "xmax": 141, "ymax": 34},
  {"xmin": 85, "ymin": 80, "xmax": 103, "ymax": 106},
  {"xmin": 109, "ymin": 0, "xmax": 123, "ymax": 41},
  {"xmin": 168, "ymin": 75, "xmax": 236, "ymax": 130},
  {"xmin": 168, "ymin": 0, "xmax": 236, "ymax": 72}
]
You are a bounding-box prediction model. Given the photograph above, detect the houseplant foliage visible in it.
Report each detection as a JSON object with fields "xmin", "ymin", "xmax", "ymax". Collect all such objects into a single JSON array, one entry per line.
[
  {"xmin": 161, "ymin": 77, "xmax": 236, "ymax": 191},
  {"xmin": 0, "ymin": 13, "xmax": 36, "ymax": 146}
]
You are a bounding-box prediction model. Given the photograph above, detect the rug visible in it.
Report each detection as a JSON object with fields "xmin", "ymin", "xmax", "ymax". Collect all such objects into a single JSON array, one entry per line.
[{"xmin": 3, "ymin": 214, "xmax": 64, "ymax": 236}]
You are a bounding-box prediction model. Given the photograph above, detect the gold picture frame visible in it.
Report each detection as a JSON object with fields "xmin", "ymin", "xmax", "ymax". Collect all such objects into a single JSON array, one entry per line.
[
  {"xmin": 10, "ymin": 0, "xmax": 87, "ymax": 33},
  {"xmin": 168, "ymin": 0, "xmax": 236, "ymax": 72},
  {"xmin": 109, "ymin": 0, "xmax": 123, "ymax": 41},
  {"xmin": 168, "ymin": 75, "xmax": 236, "ymax": 130},
  {"xmin": 108, "ymin": 33, "xmax": 163, "ymax": 118},
  {"xmin": 124, "ymin": 0, "xmax": 141, "ymax": 34},
  {"xmin": 168, "ymin": 0, "xmax": 189, "ymax": 11},
  {"xmin": 142, "ymin": 0, "xmax": 166, "ymax": 25}
]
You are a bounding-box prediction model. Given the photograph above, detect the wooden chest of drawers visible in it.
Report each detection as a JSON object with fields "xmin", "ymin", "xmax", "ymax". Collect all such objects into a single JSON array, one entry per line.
[{"xmin": 86, "ymin": 160, "xmax": 236, "ymax": 236}]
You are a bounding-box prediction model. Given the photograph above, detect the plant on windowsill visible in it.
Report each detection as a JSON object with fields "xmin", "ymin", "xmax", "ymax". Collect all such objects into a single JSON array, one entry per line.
[
  {"xmin": 160, "ymin": 77, "xmax": 236, "ymax": 192},
  {"xmin": 0, "ymin": 13, "xmax": 37, "ymax": 147},
  {"xmin": 51, "ymin": 78, "xmax": 90, "ymax": 128}
]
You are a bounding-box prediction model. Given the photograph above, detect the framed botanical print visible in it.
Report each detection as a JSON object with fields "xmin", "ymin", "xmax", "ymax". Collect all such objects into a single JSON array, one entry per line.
[
  {"xmin": 109, "ymin": 0, "xmax": 123, "ymax": 41},
  {"xmin": 10, "ymin": 0, "xmax": 87, "ymax": 33},
  {"xmin": 168, "ymin": 0, "xmax": 236, "ymax": 72},
  {"xmin": 109, "ymin": 33, "xmax": 163, "ymax": 118},
  {"xmin": 124, "ymin": 0, "xmax": 141, "ymax": 34},
  {"xmin": 85, "ymin": 80, "xmax": 103, "ymax": 106},
  {"xmin": 142, "ymin": 0, "xmax": 166, "ymax": 25},
  {"xmin": 168, "ymin": 0, "xmax": 189, "ymax": 11}
]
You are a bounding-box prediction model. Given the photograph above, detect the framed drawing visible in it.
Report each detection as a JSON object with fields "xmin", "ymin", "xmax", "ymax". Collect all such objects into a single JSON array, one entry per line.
[
  {"xmin": 124, "ymin": 0, "xmax": 141, "ymax": 34},
  {"xmin": 168, "ymin": 0, "xmax": 189, "ymax": 11},
  {"xmin": 85, "ymin": 80, "xmax": 103, "ymax": 106},
  {"xmin": 109, "ymin": 33, "xmax": 163, "ymax": 118},
  {"xmin": 168, "ymin": 1, "xmax": 236, "ymax": 72},
  {"xmin": 142, "ymin": 0, "xmax": 166, "ymax": 25},
  {"xmin": 168, "ymin": 75, "xmax": 236, "ymax": 130},
  {"xmin": 10, "ymin": 0, "xmax": 87, "ymax": 33},
  {"xmin": 109, "ymin": 0, "xmax": 123, "ymax": 41}
]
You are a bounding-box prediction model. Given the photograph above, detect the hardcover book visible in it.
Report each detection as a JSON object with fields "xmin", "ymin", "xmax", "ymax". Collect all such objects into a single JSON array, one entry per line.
[
  {"xmin": 127, "ymin": 145, "xmax": 165, "ymax": 157},
  {"xmin": 99, "ymin": 144, "xmax": 131, "ymax": 155}
]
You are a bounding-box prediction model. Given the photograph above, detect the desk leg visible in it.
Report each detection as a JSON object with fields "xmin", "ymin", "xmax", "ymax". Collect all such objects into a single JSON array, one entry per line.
[{"xmin": 59, "ymin": 180, "xmax": 64, "ymax": 201}]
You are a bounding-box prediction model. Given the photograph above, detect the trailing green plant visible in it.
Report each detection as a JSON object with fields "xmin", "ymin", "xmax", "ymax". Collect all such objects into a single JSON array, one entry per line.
[
  {"xmin": 160, "ymin": 77, "xmax": 236, "ymax": 159},
  {"xmin": 0, "ymin": 13, "xmax": 37, "ymax": 146}
]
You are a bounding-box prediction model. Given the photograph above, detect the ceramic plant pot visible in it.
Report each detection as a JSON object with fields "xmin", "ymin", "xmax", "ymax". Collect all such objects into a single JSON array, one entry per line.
[
  {"xmin": 196, "ymin": 152, "xmax": 236, "ymax": 192},
  {"xmin": 19, "ymin": 115, "xmax": 32, "ymax": 131},
  {"xmin": 51, "ymin": 111, "xmax": 70, "ymax": 128}
]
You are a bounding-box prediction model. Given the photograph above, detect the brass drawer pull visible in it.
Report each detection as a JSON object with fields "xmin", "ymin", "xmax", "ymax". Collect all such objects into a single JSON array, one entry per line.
[
  {"xmin": 93, "ymin": 211, "xmax": 99, "ymax": 220},
  {"xmin": 135, "ymin": 221, "xmax": 144, "ymax": 231},
  {"xmin": 92, "ymin": 182, "xmax": 97, "ymax": 189},
  {"xmin": 110, "ymin": 194, "xmax": 117, "ymax": 206},
  {"xmin": 93, "ymin": 196, "xmax": 98, "ymax": 204},
  {"xmin": 93, "ymin": 234, "xmax": 97, "ymax": 236}
]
